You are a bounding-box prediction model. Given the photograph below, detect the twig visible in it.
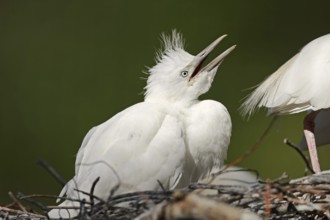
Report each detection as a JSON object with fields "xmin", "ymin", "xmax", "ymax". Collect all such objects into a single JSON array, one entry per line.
[
  {"xmin": 78, "ymin": 199, "xmax": 87, "ymax": 220},
  {"xmin": 8, "ymin": 191, "xmax": 27, "ymax": 212},
  {"xmin": 157, "ymin": 180, "xmax": 166, "ymax": 192},
  {"xmin": 8, "ymin": 192, "xmax": 27, "ymax": 212},
  {"xmin": 189, "ymin": 182, "xmax": 248, "ymax": 193},
  {"xmin": 223, "ymin": 115, "xmax": 279, "ymax": 170},
  {"xmin": 89, "ymin": 177, "xmax": 100, "ymax": 214},
  {"xmin": 207, "ymin": 116, "xmax": 278, "ymax": 184},
  {"xmin": 106, "ymin": 190, "xmax": 173, "ymax": 206},
  {"xmin": 0, "ymin": 206, "xmax": 46, "ymax": 219},
  {"xmin": 17, "ymin": 192, "xmax": 49, "ymax": 211},
  {"xmin": 109, "ymin": 184, "xmax": 120, "ymax": 199},
  {"xmin": 77, "ymin": 160, "xmax": 122, "ymax": 199},
  {"xmin": 19, "ymin": 193, "xmax": 94, "ymax": 208},
  {"xmin": 37, "ymin": 160, "xmax": 67, "ymax": 187},
  {"xmin": 264, "ymin": 179, "xmax": 271, "ymax": 220},
  {"xmin": 90, "ymin": 177, "xmax": 100, "ymax": 205},
  {"xmin": 283, "ymin": 138, "xmax": 315, "ymax": 174},
  {"xmin": 46, "ymin": 205, "xmax": 82, "ymax": 210},
  {"xmin": 258, "ymin": 172, "xmax": 289, "ymax": 184},
  {"xmin": 74, "ymin": 189, "xmax": 105, "ymax": 204},
  {"xmin": 19, "ymin": 194, "xmax": 67, "ymax": 200}
]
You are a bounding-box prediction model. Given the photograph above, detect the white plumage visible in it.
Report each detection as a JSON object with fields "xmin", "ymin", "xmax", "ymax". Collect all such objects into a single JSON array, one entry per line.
[
  {"xmin": 242, "ymin": 34, "xmax": 330, "ymax": 174},
  {"xmin": 49, "ymin": 31, "xmax": 235, "ymax": 218}
]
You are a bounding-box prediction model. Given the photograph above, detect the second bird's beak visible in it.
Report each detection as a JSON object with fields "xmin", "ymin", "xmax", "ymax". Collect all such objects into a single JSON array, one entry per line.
[{"xmin": 189, "ymin": 35, "xmax": 236, "ymax": 81}]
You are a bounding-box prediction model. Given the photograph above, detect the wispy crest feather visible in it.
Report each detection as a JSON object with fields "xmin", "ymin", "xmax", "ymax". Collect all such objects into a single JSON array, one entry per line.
[
  {"xmin": 144, "ymin": 30, "xmax": 190, "ymax": 99},
  {"xmin": 155, "ymin": 30, "xmax": 185, "ymax": 63}
]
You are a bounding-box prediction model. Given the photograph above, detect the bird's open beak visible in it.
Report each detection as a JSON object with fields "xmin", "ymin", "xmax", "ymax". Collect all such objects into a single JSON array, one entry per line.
[{"xmin": 189, "ymin": 35, "xmax": 236, "ymax": 81}]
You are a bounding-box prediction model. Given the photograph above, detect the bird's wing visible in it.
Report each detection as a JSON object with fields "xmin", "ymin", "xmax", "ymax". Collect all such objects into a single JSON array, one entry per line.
[
  {"xmin": 242, "ymin": 34, "xmax": 330, "ymax": 115},
  {"xmin": 75, "ymin": 126, "xmax": 97, "ymax": 174},
  {"xmin": 56, "ymin": 126, "xmax": 98, "ymax": 202},
  {"xmin": 65, "ymin": 102, "xmax": 186, "ymax": 200},
  {"xmin": 183, "ymin": 100, "xmax": 231, "ymax": 181}
]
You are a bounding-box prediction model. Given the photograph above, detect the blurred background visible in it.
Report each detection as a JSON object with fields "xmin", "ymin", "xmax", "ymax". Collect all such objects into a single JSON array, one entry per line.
[{"xmin": 1, "ymin": 0, "xmax": 330, "ymax": 204}]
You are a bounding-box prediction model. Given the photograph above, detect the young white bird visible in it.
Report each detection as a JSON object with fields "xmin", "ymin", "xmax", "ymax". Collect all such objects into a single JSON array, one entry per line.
[
  {"xmin": 49, "ymin": 31, "xmax": 235, "ymax": 218},
  {"xmin": 241, "ymin": 34, "xmax": 330, "ymax": 174}
]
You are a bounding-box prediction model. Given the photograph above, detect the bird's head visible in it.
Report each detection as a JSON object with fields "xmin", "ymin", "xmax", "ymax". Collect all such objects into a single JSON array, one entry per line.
[{"xmin": 144, "ymin": 31, "xmax": 235, "ymax": 104}]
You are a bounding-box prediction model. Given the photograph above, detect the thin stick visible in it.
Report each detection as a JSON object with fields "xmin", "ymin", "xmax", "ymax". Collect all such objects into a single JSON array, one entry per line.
[
  {"xmin": 0, "ymin": 206, "xmax": 45, "ymax": 218},
  {"xmin": 17, "ymin": 192, "xmax": 49, "ymax": 211},
  {"xmin": 8, "ymin": 192, "xmax": 27, "ymax": 212},
  {"xmin": 220, "ymin": 116, "xmax": 278, "ymax": 173},
  {"xmin": 157, "ymin": 180, "xmax": 166, "ymax": 192},
  {"xmin": 283, "ymin": 138, "xmax": 315, "ymax": 174},
  {"xmin": 74, "ymin": 189, "xmax": 105, "ymax": 204},
  {"xmin": 37, "ymin": 160, "xmax": 66, "ymax": 187},
  {"xmin": 89, "ymin": 177, "xmax": 100, "ymax": 212},
  {"xmin": 78, "ymin": 199, "xmax": 87, "ymax": 220},
  {"xmin": 19, "ymin": 194, "xmax": 66, "ymax": 200},
  {"xmin": 258, "ymin": 172, "xmax": 289, "ymax": 184},
  {"xmin": 47, "ymin": 205, "xmax": 82, "ymax": 210},
  {"xmin": 264, "ymin": 179, "xmax": 271, "ymax": 220},
  {"xmin": 19, "ymin": 194, "xmax": 92, "ymax": 205}
]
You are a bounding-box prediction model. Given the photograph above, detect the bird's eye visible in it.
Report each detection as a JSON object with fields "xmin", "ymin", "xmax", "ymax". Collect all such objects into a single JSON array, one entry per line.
[{"xmin": 180, "ymin": 71, "xmax": 189, "ymax": 77}]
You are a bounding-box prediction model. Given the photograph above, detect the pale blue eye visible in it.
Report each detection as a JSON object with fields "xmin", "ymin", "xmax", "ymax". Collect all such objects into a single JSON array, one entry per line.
[{"xmin": 181, "ymin": 71, "xmax": 188, "ymax": 77}]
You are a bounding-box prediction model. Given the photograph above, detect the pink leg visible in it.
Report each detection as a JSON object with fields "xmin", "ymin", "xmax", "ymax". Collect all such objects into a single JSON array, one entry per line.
[{"xmin": 303, "ymin": 111, "xmax": 321, "ymax": 173}]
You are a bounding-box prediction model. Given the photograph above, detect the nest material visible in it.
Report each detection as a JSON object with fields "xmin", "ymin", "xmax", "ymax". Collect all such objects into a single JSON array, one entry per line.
[{"xmin": 1, "ymin": 171, "xmax": 330, "ymax": 220}]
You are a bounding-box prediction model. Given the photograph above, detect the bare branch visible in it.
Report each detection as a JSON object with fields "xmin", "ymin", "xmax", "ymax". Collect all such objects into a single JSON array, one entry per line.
[
  {"xmin": 284, "ymin": 138, "xmax": 315, "ymax": 174},
  {"xmin": 37, "ymin": 160, "xmax": 66, "ymax": 187}
]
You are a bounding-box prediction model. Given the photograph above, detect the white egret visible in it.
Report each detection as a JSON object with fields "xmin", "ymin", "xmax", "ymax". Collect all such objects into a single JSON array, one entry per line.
[
  {"xmin": 241, "ymin": 34, "xmax": 330, "ymax": 174},
  {"xmin": 49, "ymin": 31, "xmax": 235, "ymax": 218}
]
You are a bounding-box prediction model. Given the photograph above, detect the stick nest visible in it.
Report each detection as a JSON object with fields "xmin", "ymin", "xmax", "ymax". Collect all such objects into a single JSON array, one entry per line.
[{"xmin": 1, "ymin": 171, "xmax": 330, "ymax": 220}]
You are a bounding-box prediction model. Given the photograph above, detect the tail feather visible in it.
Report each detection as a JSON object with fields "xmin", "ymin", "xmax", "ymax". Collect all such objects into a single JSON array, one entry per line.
[{"xmin": 241, "ymin": 54, "xmax": 299, "ymax": 117}]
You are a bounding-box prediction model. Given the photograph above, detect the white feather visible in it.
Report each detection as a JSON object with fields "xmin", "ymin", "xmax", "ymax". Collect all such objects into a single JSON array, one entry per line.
[{"xmin": 242, "ymin": 34, "xmax": 330, "ymax": 116}]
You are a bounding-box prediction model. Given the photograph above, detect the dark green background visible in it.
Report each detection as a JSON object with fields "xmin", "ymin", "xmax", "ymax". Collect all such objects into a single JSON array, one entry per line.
[{"xmin": 1, "ymin": 1, "xmax": 330, "ymax": 204}]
